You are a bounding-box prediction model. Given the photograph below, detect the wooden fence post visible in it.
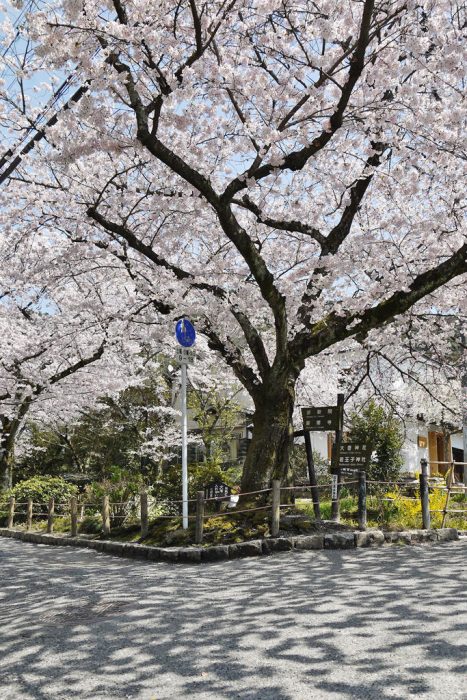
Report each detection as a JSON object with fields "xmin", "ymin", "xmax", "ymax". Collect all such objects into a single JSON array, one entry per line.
[
  {"xmin": 47, "ymin": 497, "xmax": 55, "ymax": 534},
  {"xmin": 102, "ymin": 495, "xmax": 110, "ymax": 536},
  {"xmin": 271, "ymin": 480, "xmax": 281, "ymax": 537},
  {"xmin": 419, "ymin": 458, "xmax": 431, "ymax": 530},
  {"xmin": 70, "ymin": 496, "xmax": 78, "ymax": 537},
  {"xmin": 195, "ymin": 490, "xmax": 204, "ymax": 544},
  {"xmin": 140, "ymin": 491, "xmax": 149, "ymax": 539},
  {"xmin": 357, "ymin": 471, "xmax": 367, "ymax": 531},
  {"xmin": 26, "ymin": 498, "xmax": 33, "ymax": 531},
  {"xmin": 7, "ymin": 496, "xmax": 15, "ymax": 528},
  {"xmin": 441, "ymin": 462, "xmax": 454, "ymax": 528}
]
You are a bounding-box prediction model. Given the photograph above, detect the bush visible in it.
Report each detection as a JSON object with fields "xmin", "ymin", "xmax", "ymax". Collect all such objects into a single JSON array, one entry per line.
[
  {"xmin": 153, "ymin": 461, "xmax": 241, "ymax": 509},
  {"xmin": 84, "ymin": 466, "xmax": 143, "ymax": 526},
  {"xmin": 79, "ymin": 514, "xmax": 102, "ymax": 534},
  {"xmin": 289, "ymin": 444, "xmax": 330, "ymax": 485},
  {"xmin": 0, "ymin": 476, "xmax": 78, "ymax": 522},
  {"xmin": 347, "ymin": 400, "xmax": 404, "ymax": 484}
]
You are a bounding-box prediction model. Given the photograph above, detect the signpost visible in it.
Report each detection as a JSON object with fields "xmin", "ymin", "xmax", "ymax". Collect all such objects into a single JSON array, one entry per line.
[
  {"xmin": 301, "ymin": 405, "xmax": 340, "ymax": 521},
  {"xmin": 204, "ymin": 482, "xmax": 232, "ymax": 500},
  {"xmin": 175, "ymin": 319, "xmax": 196, "ymax": 530},
  {"xmin": 301, "ymin": 394, "xmax": 345, "ymax": 522},
  {"xmin": 302, "ymin": 406, "xmax": 340, "ymax": 431},
  {"xmin": 330, "ymin": 394, "xmax": 345, "ymax": 522},
  {"xmin": 331, "ymin": 442, "xmax": 372, "ymax": 475}
]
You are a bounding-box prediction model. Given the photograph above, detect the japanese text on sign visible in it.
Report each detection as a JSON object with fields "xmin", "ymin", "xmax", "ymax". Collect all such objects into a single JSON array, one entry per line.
[
  {"xmin": 204, "ymin": 482, "xmax": 232, "ymax": 500},
  {"xmin": 331, "ymin": 442, "xmax": 371, "ymax": 473},
  {"xmin": 176, "ymin": 347, "xmax": 196, "ymax": 364},
  {"xmin": 302, "ymin": 406, "xmax": 340, "ymax": 431},
  {"xmin": 331, "ymin": 474, "xmax": 338, "ymax": 500}
]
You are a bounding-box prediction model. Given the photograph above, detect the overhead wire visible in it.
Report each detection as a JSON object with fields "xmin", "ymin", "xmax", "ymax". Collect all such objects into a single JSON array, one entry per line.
[{"xmin": 0, "ymin": 3, "xmax": 104, "ymax": 184}]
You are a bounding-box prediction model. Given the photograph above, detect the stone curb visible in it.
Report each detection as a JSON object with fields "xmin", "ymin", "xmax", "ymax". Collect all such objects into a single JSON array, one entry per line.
[{"xmin": 0, "ymin": 527, "xmax": 459, "ymax": 564}]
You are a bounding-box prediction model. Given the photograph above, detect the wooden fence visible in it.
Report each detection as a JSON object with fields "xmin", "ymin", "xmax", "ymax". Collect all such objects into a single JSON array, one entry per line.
[{"xmin": 1, "ymin": 461, "xmax": 466, "ymax": 542}]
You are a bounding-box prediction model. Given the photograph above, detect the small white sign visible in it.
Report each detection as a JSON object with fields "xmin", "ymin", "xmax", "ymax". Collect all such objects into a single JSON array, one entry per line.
[
  {"xmin": 331, "ymin": 474, "xmax": 338, "ymax": 500},
  {"xmin": 176, "ymin": 347, "xmax": 196, "ymax": 364}
]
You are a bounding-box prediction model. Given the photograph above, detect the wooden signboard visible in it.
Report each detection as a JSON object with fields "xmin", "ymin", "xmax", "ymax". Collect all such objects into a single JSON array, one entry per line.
[
  {"xmin": 330, "ymin": 442, "xmax": 372, "ymax": 474},
  {"xmin": 302, "ymin": 406, "xmax": 340, "ymax": 431},
  {"xmin": 204, "ymin": 482, "xmax": 232, "ymax": 500}
]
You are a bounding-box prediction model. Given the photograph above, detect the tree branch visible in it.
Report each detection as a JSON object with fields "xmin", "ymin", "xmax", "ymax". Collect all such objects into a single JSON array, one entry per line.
[
  {"xmin": 292, "ymin": 243, "xmax": 467, "ymax": 359},
  {"xmin": 221, "ymin": 0, "xmax": 376, "ymax": 203}
]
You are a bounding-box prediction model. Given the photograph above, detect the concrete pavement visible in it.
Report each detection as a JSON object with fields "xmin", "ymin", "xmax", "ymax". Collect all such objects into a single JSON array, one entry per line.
[{"xmin": 0, "ymin": 538, "xmax": 465, "ymax": 699}]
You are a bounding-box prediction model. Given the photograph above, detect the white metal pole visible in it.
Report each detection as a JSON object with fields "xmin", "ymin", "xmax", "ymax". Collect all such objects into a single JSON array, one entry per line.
[{"xmin": 181, "ymin": 360, "xmax": 188, "ymax": 529}]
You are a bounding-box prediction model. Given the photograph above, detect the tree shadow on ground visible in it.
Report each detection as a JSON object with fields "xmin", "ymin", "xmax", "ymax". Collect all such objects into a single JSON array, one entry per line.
[{"xmin": 0, "ymin": 539, "xmax": 465, "ymax": 699}]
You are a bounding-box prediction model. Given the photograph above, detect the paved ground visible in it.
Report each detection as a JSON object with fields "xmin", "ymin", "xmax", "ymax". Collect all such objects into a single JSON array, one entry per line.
[{"xmin": 0, "ymin": 539, "xmax": 466, "ymax": 700}]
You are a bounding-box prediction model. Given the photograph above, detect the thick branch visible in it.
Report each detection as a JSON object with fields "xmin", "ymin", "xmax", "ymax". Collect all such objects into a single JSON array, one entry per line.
[
  {"xmin": 201, "ymin": 321, "xmax": 263, "ymax": 400},
  {"xmin": 297, "ymin": 141, "xmax": 387, "ymax": 324},
  {"xmin": 292, "ymin": 243, "xmax": 467, "ymax": 359},
  {"xmin": 50, "ymin": 337, "xmax": 107, "ymax": 385},
  {"xmin": 235, "ymin": 195, "xmax": 326, "ymax": 247},
  {"xmin": 221, "ymin": 0, "xmax": 375, "ymax": 203},
  {"xmin": 324, "ymin": 142, "xmax": 387, "ymax": 255}
]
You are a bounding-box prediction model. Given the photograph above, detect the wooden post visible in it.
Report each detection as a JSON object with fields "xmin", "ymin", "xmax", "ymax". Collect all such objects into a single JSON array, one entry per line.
[
  {"xmin": 26, "ymin": 498, "xmax": 33, "ymax": 531},
  {"xmin": 195, "ymin": 490, "xmax": 204, "ymax": 544},
  {"xmin": 357, "ymin": 471, "xmax": 367, "ymax": 531},
  {"xmin": 70, "ymin": 496, "xmax": 78, "ymax": 537},
  {"xmin": 102, "ymin": 495, "xmax": 110, "ymax": 536},
  {"xmin": 140, "ymin": 491, "xmax": 149, "ymax": 539},
  {"xmin": 331, "ymin": 393, "xmax": 345, "ymax": 522},
  {"xmin": 441, "ymin": 462, "xmax": 454, "ymax": 528},
  {"xmin": 271, "ymin": 480, "xmax": 281, "ymax": 537},
  {"xmin": 419, "ymin": 458, "xmax": 431, "ymax": 530},
  {"xmin": 304, "ymin": 430, "xmax": 321, "ymax": 520},
  {"xmin": 47, "ymin": 497, "xmax": 55, "ymax": 534},
  {"xmin": 7, "ymin": 496, "xmax": 15, "ymax": 528}
]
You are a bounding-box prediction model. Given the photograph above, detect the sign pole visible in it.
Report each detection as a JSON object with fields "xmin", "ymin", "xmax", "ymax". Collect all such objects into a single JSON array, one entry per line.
[
  {"xmin": 331, "ymin": 393, "xmax": 345, "ymax": 522},
  {"xmin": 175, "ymin": 318, "xmax": 196, "ymax": 531},
  {"xmin": 181, "ymin": 360, "xmax": 188, "ymax": 529}
]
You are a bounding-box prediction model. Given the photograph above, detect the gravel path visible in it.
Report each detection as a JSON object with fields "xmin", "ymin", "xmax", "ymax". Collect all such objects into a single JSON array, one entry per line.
[{"xmin": 0, "ymin": 538, "xmax": 466, "ymax": 699}]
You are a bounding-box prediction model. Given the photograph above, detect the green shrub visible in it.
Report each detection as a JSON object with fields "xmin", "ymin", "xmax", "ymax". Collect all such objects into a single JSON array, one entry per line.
[
  {"xmin": 79, "ymin": 514, "xmax": 102, "ymax": 534},
  {"xmin": 152, "ymin": 460, "xmax": 241, "ymax": 511},
  {"xmin": 289, "ymin": 445, "xmax": 330, "ymax": 485},
  {"xmin": 347, "ymin": 400, "xmax": 404, "ymax": 484},
  {"xmin": 0, "ymin": 476, "xmax": 78, "ymax": 523},
  {"xmin": 84, "ymin": 466, "xmax": 142, "ymax": 526}
]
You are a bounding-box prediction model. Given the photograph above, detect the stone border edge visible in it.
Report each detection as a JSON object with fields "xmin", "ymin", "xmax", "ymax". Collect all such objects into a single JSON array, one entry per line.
[{"xmin": 0, "ymin": 527, "xmax": 459, "ymax": 564}]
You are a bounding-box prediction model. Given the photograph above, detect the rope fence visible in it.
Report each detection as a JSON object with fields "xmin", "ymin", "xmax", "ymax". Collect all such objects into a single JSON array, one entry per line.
[{"xmin": 1, "ymin": 459, "xmax": 465, "ymax": 542}]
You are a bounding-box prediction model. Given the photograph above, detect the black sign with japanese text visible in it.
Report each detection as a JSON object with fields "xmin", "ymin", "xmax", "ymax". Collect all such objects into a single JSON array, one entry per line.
[
  {"xmin": 331, "ymin": 442, "xmax": 372, "ymax": 473},
  {"xmin": 204, "ymin": 482, "xmax": 232, "ymax": 500},
  {"xmin": 302, "ymin": 406, "xmax": 340, "ymax": 431}
]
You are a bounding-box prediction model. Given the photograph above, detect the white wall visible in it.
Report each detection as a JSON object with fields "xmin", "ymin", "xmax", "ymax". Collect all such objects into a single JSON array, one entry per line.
[
  {"xmin": 401, "ymin": 423, "xmax": 428, "ymax": 475},
  {"xmin": 451, "ymin": 433, "xmax": 464, "ymax": 453},
  {"xmin": 310, "ymin": 432, "xmax": 329, "ymax": 461}
]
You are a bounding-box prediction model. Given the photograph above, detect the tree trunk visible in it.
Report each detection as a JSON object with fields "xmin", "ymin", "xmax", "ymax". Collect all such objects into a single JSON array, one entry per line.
[
  {"xmin": 240, "ymin": 371, "xmax": 297, "ymax": 493},
  {"xmin": 0, "ymin": 452, "xmax": 13, "ymax": 492},
  {"xmin": 0, "ymin": 421, "xmax": 14, "ymax": 492}
]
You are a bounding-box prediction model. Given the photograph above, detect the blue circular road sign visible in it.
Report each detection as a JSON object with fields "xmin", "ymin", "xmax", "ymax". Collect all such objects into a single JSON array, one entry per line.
[{"xmin": 175, "ymin": 319, "xmax": 196, "ymax": 347}]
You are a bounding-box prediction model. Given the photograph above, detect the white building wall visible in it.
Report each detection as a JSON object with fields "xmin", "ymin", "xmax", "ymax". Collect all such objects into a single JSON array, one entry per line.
[
  {"xmin": 451, "ymin": 433, "xmax": 464, "ymax": 452},
  {"xmin": 401, "ymin": 423, "xmax": 428, "ymax": 475},
  {"xmin": 309, "ymin": 432, "xmax": 329, "ymax": 461}
]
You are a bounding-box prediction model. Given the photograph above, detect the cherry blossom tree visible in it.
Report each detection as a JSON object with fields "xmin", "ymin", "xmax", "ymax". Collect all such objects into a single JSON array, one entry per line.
[
  {"xmin": 0, "ymin": 223, "xmax": 147, "ymax": 490},
  {"xmin": 2, "ymin": 0, "xmax": 465, "ymax": 490}
]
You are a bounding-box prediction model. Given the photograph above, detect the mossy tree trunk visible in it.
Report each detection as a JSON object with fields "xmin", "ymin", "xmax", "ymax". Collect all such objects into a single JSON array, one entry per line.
[{"xmin": 240, "ymin": 367, "xmax": 298, "ymax": 494}]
